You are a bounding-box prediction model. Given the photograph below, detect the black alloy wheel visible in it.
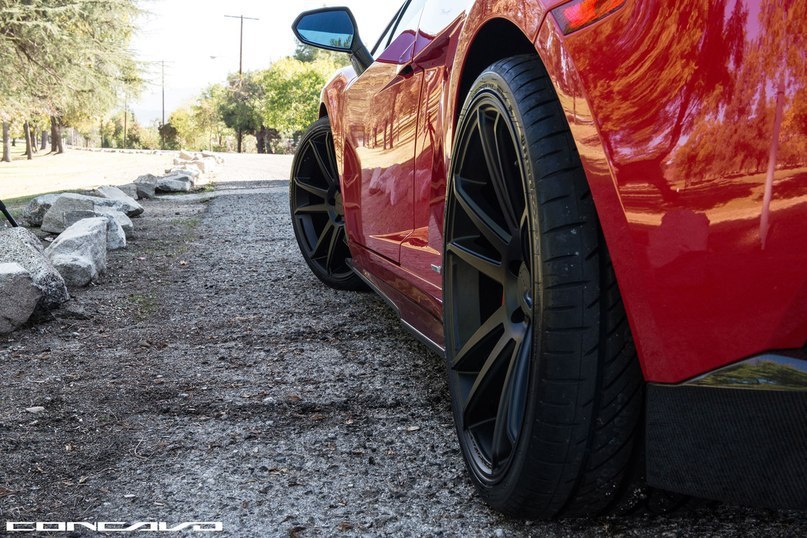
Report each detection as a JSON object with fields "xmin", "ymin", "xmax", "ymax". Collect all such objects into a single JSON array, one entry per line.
[
  {"xmin": 444, "ymin": 55, "xmax": 644, "ymax": 519},
  {"xmin": 290, "ymin": 117, "xmax": 363, "ymax": 291},
  {"xmin": 445, "ymin": 91, "xmax": 535, "ymax": 484}
]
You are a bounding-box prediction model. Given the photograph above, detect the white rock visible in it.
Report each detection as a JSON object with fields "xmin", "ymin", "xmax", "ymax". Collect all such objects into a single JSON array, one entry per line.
[
  {"xmin": 91, "ymin": 186, "xmax": 144, "ymax": 217},
  {"xmin": 156, "ymin": 175, "xmax": 194, "ymax": 193},
  {"xmin": 45, "ymin": 218, "xmax": 108, "ymax": 287},
  {"xmin": 201, "ymin": 151, "xmax": 224, "ymax": 165},
  {"xmin": 187, "ymin": 159, "xmax": 216, "ymax": 174},
  {"xmin": 101, "ymin": 214, "xmax": 127, "ymax": 251},
  {"xmin": 165, "ymin": 167, "xmax": 201, "ymax": 179},
  {"xmin": 21, "ymin": 194, "xmax": 60, "ymax": 227},
  {"xmin": 109, "ymin": 183, "xmax": 139, "ymax": 201},
  {"xmin": 0, "ymin": 228, "xmax": 69, "ymax": 310},
  {"xmin": 25, "ymin": 406, "xmax": 45, "ymax": 414},
  {"xmin": 134, "ymin": 175, "xmax": 159, "ymax": 199},
  {"xmin": 41, "ymin": 193, "xmax": 141, "ymax": 233},
  {"xmin": 57, "ymin": 208, "xmax": 132, "ymax": 236},
  {"xmin": 102, "ymin": 210, "xmax": 133, "ymax": 235},
  {"xmin": 0, "ymin": 262, "xmax": 42, "ymax": 333}
]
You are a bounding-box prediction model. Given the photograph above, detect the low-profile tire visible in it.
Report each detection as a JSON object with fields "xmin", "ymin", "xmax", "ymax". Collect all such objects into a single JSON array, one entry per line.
[
  {"xmin": 443, "ymin": 55, "xmax": 644, "ymax": 519},
  {"xmin": 290, "ymin": 117, "xmax": 364, "ymax": 291}
]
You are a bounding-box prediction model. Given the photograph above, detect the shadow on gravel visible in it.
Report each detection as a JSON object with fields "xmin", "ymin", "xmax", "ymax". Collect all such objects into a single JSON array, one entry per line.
[{"xmin": 0, "ymin": 181, "xmax": 804, "ymax": 536}]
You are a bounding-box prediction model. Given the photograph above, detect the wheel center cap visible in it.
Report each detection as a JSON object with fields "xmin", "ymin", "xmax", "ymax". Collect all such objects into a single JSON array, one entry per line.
[
  {"xmin": 517, "ymin": 264, "xmax": 533, "ymax": 311},
  {"xmin": 328, "ymin": 190, "xmax": 344, "ymax": 220}
]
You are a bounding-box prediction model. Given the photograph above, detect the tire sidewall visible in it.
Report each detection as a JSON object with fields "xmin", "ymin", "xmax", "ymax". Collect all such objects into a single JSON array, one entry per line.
[{"xmin": 444, "ymin": 67, "xmax": 552, "ymax": 512}]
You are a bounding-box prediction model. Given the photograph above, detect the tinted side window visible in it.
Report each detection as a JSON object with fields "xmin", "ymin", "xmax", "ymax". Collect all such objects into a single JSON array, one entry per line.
[
  {"xmin": 372, "ymin": 2, "xmax": 407, "ymax": 57},
  {"xmin": 385, "ymin": 0, "xmax": 427, "ymax": 49}
]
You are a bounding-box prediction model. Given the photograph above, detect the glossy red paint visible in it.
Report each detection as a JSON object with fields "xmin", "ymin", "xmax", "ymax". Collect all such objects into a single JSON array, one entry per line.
[
  {"xmin": 541, "ymin": 0, "xmax": 807, "ymax": 382},
  {"xmin": 319, "ymin": 0, "xmax": 807, "ymax": 383}
]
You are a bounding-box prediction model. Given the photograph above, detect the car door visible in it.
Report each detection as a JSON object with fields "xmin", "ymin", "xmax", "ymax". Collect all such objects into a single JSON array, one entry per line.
[
  {"xmin": 399, "ymin": 0, "xmax": 468, "ymax": 293},
  {"xmin": 341, "ymin": 0, "xmax": 427, "ymax": 263}
]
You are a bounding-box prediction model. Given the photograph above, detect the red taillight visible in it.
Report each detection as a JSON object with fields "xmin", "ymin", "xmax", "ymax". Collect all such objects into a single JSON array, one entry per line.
[{"xmin": 551, "ymin": 0, "xmax": 626, "ymax": 35}]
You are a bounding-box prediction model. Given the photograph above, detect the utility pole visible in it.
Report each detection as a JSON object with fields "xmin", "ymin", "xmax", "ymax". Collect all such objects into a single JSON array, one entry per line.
[
  {"xmin": 161, "ymin": 60, "xmax": 166, "ymax": 150},
  {"xmin": 224, "ymin": 14, "xmax": 259, "ymax": 153}
]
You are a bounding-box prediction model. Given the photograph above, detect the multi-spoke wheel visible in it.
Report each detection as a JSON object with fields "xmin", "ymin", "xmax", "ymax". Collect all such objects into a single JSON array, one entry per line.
[
  {"xmin": 290, "ymin": 117, "xmax": 363, "ymax": 290},
  {"xmin": 444, "ymin": 56, "xmax": 644, "ymax": 519}
]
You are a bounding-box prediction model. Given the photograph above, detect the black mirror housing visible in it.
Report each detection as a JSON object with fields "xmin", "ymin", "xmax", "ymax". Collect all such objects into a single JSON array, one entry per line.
[{"xmin": 292, "ymin": 7, "xmax": 373, "ymax": 75}]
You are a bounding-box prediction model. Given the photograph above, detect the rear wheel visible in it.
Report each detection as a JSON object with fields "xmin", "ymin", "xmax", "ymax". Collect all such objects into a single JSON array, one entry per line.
[
  {"xmin": 444, "ymin": 55, "xmax": 644, "ymax": 518},
  {"xmin": 290, "ymin": 117, "xmax": 363, "ymax": 291}
]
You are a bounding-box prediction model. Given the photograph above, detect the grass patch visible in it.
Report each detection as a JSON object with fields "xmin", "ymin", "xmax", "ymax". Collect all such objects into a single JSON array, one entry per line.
[{"xmin": 128, "ymin": 293, "xmax": 159, "ymax": 321}]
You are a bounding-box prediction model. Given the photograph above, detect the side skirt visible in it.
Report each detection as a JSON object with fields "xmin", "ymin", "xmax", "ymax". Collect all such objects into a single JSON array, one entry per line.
[{"xmin": 346, "ymin": 258, "xmax": 445, "ymax": 358}]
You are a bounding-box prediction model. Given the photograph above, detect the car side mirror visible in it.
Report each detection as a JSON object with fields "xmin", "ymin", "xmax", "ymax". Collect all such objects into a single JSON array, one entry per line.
[{"xmin": 292, "ymin": 7, "xmax": 373, "ymax": 75}]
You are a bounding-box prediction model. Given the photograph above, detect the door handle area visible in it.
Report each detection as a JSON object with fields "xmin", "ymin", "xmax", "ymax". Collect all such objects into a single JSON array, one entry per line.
[{"xmin": 397, "ymin": 63, "xmax": 415, "ymax": 78}]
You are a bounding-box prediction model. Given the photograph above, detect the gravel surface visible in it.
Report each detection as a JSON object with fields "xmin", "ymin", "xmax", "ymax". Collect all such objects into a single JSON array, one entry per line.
[{"xmin": 1, "ymin": 180, "xmax": 805, "ymax": 536}]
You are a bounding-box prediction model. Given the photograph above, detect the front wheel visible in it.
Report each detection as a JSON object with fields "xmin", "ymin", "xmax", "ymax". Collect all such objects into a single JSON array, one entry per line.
[
  {"xmin": 290, "ymin": 117, "xmax": 363, "ymax": 291},
  {"xmin": 443, "ymin": 55, "xmax": 644, "ymax": 518}
]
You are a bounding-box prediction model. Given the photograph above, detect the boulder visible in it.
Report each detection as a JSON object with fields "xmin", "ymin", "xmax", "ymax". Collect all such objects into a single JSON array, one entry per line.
[
  {"xmin": 165, "ymin": 167, "xmax": 200, "ymax": 179},
  {"xmin": 21, "ymin": 193, "xmax": 60, "ymax": 227},
  {"xmin": 156, "ymin": 174, "xmax": 194, "ymax": 193},
  {"xmin": 197, "ymin": 158, "xmax": 217, "ymax": 174},
  {"xmin": 116, "ymin": 183, "xmax": 140, "ymax": 200},
  {"xmin": 104, "ymin": 210, "xmax": 134, "ymax": 235},
  {"xmin": 101, "ymin": 214, "xmax": 127, "ymax": 251},
  {"xmin": 41, "ymin": 193, "xmax": 141, "ymax": 233},
  {"xmin": 45, "ymin": 217, "xmax": 108, "ymax": 287},
  {"xmin": 0, "ymin": 263, "xmax": 42, "ymax": 334},
  {"xmin": 200, "ymin": 151, "xmax": 224, "ymax": 165},
  {"xmin": 178, "ymin": 149, "xmax": 195, "ymax": 161},
  {"xmin": 57, "ymin": 208, "xmax": 132, "ymax": 236},
  {"xmin": 179, "ymin": 159, "xmax": 216, "ymax": 175},
  {"xmin": 0, "ymin": 228, "xmax": 69, "ymax": 310},
  {"xmin": 91, "ymin": 186, "xmax": 144, "ymax": 217},
  {"xmin": 134, "ymin": 175, "xmax": 159, "ymax": 199}
]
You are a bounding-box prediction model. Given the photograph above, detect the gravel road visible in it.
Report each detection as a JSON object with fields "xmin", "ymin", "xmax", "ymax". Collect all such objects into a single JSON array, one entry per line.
[{"xmin": 1, "ymin": 180, "xmax": 805, "ymax": 536}]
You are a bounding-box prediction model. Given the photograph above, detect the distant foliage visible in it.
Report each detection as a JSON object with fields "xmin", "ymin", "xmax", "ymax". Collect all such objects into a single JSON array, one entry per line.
[
  {"xmin": 261, "ymin": 56, "xmax": 344, "ymax": 136},
  {"xmin": 178, "ymin": 42, "xmax": 351, "ymax": 154},
  {"xmin": 0, "ymin": 0, "xmax": 143, "ymax": 159}
]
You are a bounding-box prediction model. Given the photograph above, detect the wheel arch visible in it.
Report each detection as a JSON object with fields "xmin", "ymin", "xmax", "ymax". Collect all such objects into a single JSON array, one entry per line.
[
  {"xmin": 452, "ymin": 18, "xmax": 538, "ymax": 133},
  {"xmin": 446, "ymin": 8, "xmax": 650, "ymax": 380}
]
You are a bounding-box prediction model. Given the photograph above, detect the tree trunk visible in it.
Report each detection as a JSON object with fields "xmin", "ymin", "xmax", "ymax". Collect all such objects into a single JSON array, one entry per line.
[
  {"xmin": 52, "ymin": 116, "xmax": 64, "ymax": 154},
  {"xmin": 2, "ymin": 123, "xmax": 10, "ymax": 162},
  {"xmin": 237, "ymin": 129, "xmax": 242, "ymax": 154},
  {"xmin": 23, "ymin": 121, "xmax": 33, "ymax": 160},
  {"xmin": 256, "ymin": 126, "xmax": 266, "ymax": 154},
  {"xmin": 40, "ymin": 129, "xmax": 47, "ymax": 150},
  {"xmin": 50, "ymin": 116, "xmax": 58, "ymax": 152},
  {"xmin": 30, "ymin": 124, "xmax": 38, "ymax": 153}
]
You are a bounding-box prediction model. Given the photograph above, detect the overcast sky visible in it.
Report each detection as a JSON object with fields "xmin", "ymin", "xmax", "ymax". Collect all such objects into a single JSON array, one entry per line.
[{"xmin": 130, "ymin": 0, "xmax": 399, "ymax": 124}]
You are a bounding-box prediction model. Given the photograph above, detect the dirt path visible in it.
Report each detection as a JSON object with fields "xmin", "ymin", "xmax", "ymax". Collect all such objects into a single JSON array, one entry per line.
[{"xmin": 1, "ymin": 182, "xmax": 804, "ymax": 536}]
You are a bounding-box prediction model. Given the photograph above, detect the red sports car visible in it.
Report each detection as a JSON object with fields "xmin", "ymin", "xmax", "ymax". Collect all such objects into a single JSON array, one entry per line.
[{"xmin": 290, "ymin": 0, "xmax": 807, "ymax": 518}]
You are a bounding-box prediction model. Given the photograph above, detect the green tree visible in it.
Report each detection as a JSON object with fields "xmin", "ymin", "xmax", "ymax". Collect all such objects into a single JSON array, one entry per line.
[
  {"xmin": 0, "ymin": 0, "xmax": 143, "ymax": 157},
  {"xmin": 261, "ymin": 56, "xmax": 342, "ymax": 139},
  {"xmin": 218, "ymin": 71, "xmax": 265, "ymax": 153},
  {"xmin": 193, "ymin": 84, "xmax": 232, "ymax": 151}
]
